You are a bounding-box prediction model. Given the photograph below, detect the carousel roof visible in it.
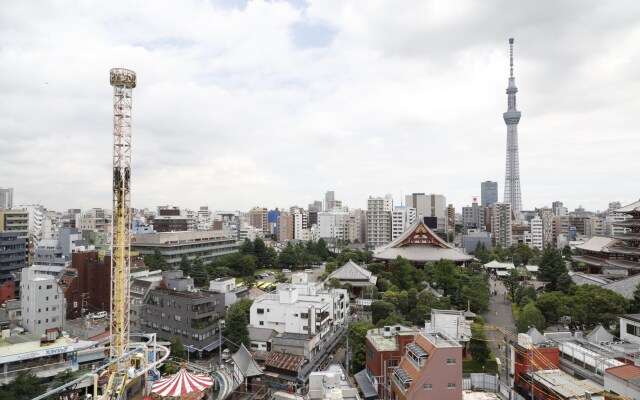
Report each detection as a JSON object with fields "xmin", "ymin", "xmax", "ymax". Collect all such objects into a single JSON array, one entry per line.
[{"xmin": 151, "ymin": 367, "xmax": 213, "ymax": 398}]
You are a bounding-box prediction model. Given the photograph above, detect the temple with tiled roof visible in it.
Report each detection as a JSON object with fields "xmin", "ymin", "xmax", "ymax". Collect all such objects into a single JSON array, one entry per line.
[
  {"xmin": 574, "ymin": 199, "xmax": 640, "ymax": 276},
  {"xmin": 373, "ymin": 219, "xmax": 473, "ymax": 265}
]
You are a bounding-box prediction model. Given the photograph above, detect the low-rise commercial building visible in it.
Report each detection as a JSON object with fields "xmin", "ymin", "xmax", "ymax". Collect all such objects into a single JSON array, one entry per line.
[{"xmin": 133, "ymin": 230, "xmax": 238, "ymax": 269}]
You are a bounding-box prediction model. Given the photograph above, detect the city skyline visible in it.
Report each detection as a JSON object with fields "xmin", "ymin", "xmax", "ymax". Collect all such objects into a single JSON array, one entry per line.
[{"xmin": 1, "ymin": 1, "xmax": 639, "ymax": 212}]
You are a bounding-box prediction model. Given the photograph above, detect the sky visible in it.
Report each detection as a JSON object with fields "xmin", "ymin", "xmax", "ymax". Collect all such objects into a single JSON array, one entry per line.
[{"xmin": 1, "ymin": 0, "xmax": 639, "ymax": 213}]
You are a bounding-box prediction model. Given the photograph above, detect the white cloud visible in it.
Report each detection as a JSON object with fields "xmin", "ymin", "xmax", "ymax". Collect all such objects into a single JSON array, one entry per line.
[{"xmin": 0, "ymin": 0, "xmax": 639, "ymax": 213}]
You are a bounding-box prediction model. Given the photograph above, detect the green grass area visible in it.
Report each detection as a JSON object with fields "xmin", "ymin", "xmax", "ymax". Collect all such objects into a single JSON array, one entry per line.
[{"xmin": 463, "ymin": 359, "xmax": 499, "ymax": 373}]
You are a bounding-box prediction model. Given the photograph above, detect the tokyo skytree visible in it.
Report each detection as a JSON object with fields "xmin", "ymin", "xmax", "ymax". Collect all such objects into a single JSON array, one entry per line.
[{"xmin": 503, "ymin": 38, "xmax": 522, "ymax": 219}]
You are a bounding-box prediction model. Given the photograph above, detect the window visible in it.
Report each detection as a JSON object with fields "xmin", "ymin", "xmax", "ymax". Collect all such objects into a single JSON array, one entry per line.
[
  {"xmin": 627, "ymin": 323, "xmax": 640, "ymax": 337},
  {"xmin": 301, "ymin": 313, "xmax": 309, "ymax": 319},
  {"xmin": 447, "ymin": 358, "xmax": 456, "ymax": 365},
  {"xmin": 423, "ymin": 383, "xmax": 432, "ymax": 390},
  {"xmin": 257, "ymin": 308, "xmax": 264, "ymax": 314},
  {"xmin": 46, "ymin": 297, "xmax": 49, "ymax": 301},
  {"xmin": 259, "ymin": 321, "xmax": 264, "ymax": 326},
  {"xmin": 47, "ymin": 284, "xmax": 52, "ymax": 289},
  {"xmin": 448, "ymin": 383, "xmax": 456, "ymax": 389},
  {"xmin": 175, "ymin": 315, "xmax": 181, "ymax": 321}
]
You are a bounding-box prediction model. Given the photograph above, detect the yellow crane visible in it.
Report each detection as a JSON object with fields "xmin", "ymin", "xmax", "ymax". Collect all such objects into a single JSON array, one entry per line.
[{"xmin": 109, "ymin": 68, "xmax": 136, "ymax": 397}]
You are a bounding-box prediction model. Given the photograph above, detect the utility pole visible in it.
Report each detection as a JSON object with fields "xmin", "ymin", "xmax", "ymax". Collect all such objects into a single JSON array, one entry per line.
[
  {"xmin": 505, "ymin": 334, "xmax": 509, "ymax": 382},
  {"xmin": 530, "ymin": 349, "xmax": 535, "ymax": 400},
  {"xmin": 345, "ymin": 325, "xmax": 349, "ymax": 376},
  {"xmin": 218, "ymin": 322, "xmax": 222, "ymax": 367}
]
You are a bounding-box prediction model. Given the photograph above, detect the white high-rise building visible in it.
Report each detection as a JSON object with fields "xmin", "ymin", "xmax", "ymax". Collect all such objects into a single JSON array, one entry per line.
[
  {"xmin": 16, "ymin": 204, "xmax": 44, "ymax": 246},
  {"xmin": 0, "ymin": 188, "xmax": 13, "ymax": 210},
  {"xmin": 367, "ymin": 195, "xmax": 393, "ymax": 248},
  {"xmin": 196, "ymin": 206, "xmax": 212, "ymax": 231},
  {"xmin": 20, "ymin": 267, "xmax": 65, "ymax": 335},
  {"xmin": 530, "ymin": 216, "xmax": 543, "ymax": 250},
  {"xmin": 490, "ymin": 203, "xmax": 513, "ymax": 248},
  {"xmin": 606, "ymin": 201, "xmax": 630, "ymax": 236},
  {"xmin": 391, "ymin": 206, "xmax": 417, "ymax": 240}
]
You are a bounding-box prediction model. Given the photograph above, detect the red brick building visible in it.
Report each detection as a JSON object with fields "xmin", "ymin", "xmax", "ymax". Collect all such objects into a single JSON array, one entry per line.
[
  {"xmin": 358, "ymin": 325, "xmax": 418, "ymax": 400},
  {"xmin": 58, "ymin": 251, "xmax": 111, "ymax": 319},
  {"xmin": 0, "ymin": 280, "xmax": 15, "ymax": 305},
  {"xmin": 390, "ymin": 330, "xmax": 463, "ymax": 400}
]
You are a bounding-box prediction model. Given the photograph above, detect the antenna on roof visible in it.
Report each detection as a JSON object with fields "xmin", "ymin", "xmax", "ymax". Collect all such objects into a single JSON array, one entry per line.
[{"xmin": 509, "ymin": 37, "xmax": 515, "ymax": 78}]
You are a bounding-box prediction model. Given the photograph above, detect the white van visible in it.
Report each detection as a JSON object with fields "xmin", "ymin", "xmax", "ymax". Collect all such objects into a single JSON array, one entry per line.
[
  {"xmin": 92, "ymin": 311, "xmax": 108, "ymax": 320},
  {"xmin": 304, "ymin": 269, "xmax": 313, "ymax": 273},
  {"xmin": 282, "ymin": 269, "xmax": 291, "ymax": 273}
]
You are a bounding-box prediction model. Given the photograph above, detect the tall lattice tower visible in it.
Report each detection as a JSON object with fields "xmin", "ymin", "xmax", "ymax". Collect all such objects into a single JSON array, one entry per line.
[
  {"xmin": 503, "ymin": 38, "xmax": 522, "ymax": 220},
  {"xmin": 109, "ymin": 68, "xmax": 136, "ymax": 367}
]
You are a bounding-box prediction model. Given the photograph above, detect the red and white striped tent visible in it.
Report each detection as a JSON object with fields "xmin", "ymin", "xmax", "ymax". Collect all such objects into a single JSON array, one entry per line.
[{"xmin": 151, "ymin": 367, "xmax": 213, "ymax": 398}]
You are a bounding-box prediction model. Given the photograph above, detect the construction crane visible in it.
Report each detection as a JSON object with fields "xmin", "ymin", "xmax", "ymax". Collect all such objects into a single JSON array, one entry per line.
[{"xmin": 109, "ymin": 68, "xmax": 136, "ymax": 394}]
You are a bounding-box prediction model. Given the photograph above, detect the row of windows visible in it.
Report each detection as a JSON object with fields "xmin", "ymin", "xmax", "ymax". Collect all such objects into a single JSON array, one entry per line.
[{"xmin": 423, "ymin": 383, "xmax": 456, "ymax": 390}]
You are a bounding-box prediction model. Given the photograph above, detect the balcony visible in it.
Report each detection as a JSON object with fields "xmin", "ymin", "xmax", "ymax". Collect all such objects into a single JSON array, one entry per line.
[{"xmin": 191, "ymin": 317, "xmax": 218, "ymax": 330}]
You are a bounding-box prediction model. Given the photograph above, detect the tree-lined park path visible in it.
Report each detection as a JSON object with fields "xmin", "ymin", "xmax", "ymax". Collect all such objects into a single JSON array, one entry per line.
[{"xmin": 484, "ymin": 278, "xmax": 517, "ymax": 380}]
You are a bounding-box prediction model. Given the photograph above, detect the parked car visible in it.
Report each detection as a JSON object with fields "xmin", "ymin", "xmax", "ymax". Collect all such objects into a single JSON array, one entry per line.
[
  {"xmin": 92, "ymin": 311, "xmax": 108, "ymax": 320},
  {"xmin": 304, "ymin": 269, "xmax": 313, "ymax": 273},
  {"xmin": 282, "ymin": 269, "xmax": 291, "ymax": 273},
  {"xmin": 222, "ymin": 349, "xmax": 231, "ymax": 361}
]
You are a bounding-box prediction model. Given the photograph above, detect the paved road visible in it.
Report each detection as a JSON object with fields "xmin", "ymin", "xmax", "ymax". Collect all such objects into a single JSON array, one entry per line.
[{"xmin": 483, "ymin": 278, "xmax": 517, "ymax": 380}]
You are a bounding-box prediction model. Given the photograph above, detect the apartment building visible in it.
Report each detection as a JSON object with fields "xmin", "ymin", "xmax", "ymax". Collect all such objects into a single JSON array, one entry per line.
[
  {"xmin": 367, "ymin": 195, "xmax": 393, "ymax": 248},
  {"xmin": 390, "ymin": 330, "xmax": 463, "ymax": 400}
]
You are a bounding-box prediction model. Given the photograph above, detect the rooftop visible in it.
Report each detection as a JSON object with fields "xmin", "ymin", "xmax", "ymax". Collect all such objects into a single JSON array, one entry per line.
[
  {"xmin": 366, "ymin": 325, "xmax": 418, "ymax": 352},
  {"xmin": 532, "ymin": 369, "xmax": 604, "ymax": 398}
]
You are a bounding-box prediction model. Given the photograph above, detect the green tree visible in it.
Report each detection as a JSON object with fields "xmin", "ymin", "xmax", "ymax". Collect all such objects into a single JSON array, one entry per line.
[
  {"xmin": 431, "ymin": 259, "xmax": 458, "ymax": 295},
  {"xmin": 253, "ymin": 238, "xmax": 267, "ymax": 267},
  {"xmin": 179, "ymin": 255, "xmax": 192, "ymax": 277},
  {"xmin": 630, "ymin": 283, "xmax": 640, "ymax": 313},
  {"xmin": 144, "ymin": 248, "xmax": 169, "ymax": 271},
  {"xmin": 459, "ymin": 274, "xmax": 490, "ymax": 314},
  {"xmin": 503, "ymin": 268, "xmax": 521, "ymax": 301},
  {"xmin": 191, "ymin": 256, "xmax": 208, "ymax": 286},
  {"xmin": 349, "ymin": 320, "xmax": 375, "ymax": 372},
  {"xmin": 274, "ymin": 272, "xmax": 288, "ymax": 283},
  {"xmin": 264, "ymin": 246, "xmax": 278, "ymax": 267},
  {"xmin": 233, "ymin": 298, "xmax": 254, "ymax": 320},
  {"xmin": 469, "ymin": 323, "xmax": 491, "ymax": 364},
  {"xmin": 0, "ymin": 370, "xmax": 45, "ymax": 399},
  {"xmin": 316, "ymin": 238, "xmax": 330, "ymax": 260},
  {"xmin": 367, "ymin": 263, "xmax": 386, "ymax": 275},
  {"xmin": 538, "ymin": 247, "xmax": 569, "ymax": 292},
  {"xmin": 371, "ymin": 300, "xmax": 396, "ymax": 325},
  {"xmin": 325, "ymin": 261, "xmax": 338, "ymax": 274},
  {"xmin": 170, "ymin": 336, "xmax": 186, "ymax": 360},
  {"xmin": 515, "ymin": 285, "xmax": 537, "ymax": 307},
  {"xmin": 240, "ymin": 238, "xmax": 254, "ymax": 255},
  {"xmin": 279, "ymin": 242, "xmax": 298, "ymax": 268},
  {"xmin": 389, "ymin": 257, "xmax": 417, "ymax": 291},
  {"xmin": 225, "ymin": 301, "xmax": 251, "ymax": 353},
  {"xmin": 48, "ymin": 369, "xmax": 75, "ymax": 393},
  {"xmin": 517, "ymin": 303, "xmax": 546, "ymax": 333}
]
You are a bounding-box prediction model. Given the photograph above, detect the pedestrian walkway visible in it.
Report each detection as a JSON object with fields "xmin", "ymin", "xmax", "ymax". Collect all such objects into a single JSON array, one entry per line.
[{"xmin": 483, "ymin": 278, "xmax": 517, "ymax": 381}]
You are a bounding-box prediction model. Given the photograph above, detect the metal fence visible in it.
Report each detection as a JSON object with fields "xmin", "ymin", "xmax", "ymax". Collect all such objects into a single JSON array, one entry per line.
[{"xmin": 462, "ymin": 374, "xmax": 527, "ymax": 400}]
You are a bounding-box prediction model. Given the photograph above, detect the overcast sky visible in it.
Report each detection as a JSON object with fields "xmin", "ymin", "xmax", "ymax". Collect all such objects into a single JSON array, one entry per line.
[{"xmin": 1, "ymin": 1, "xmax": 639, "ymax": 213}]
